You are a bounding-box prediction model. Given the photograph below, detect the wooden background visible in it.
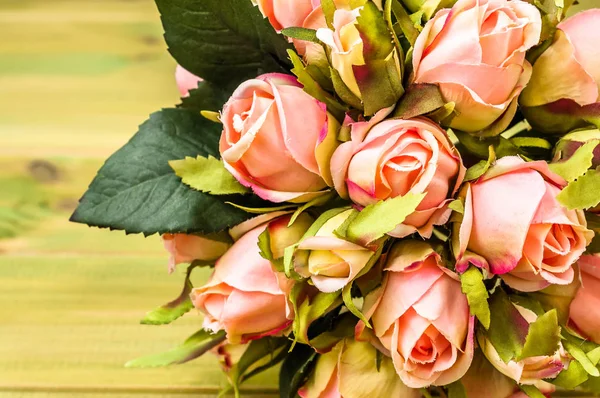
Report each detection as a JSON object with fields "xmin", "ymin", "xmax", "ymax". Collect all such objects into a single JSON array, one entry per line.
[{"xmin": 0, "ymin": 0, "xmax": 597, "ymax": 397}]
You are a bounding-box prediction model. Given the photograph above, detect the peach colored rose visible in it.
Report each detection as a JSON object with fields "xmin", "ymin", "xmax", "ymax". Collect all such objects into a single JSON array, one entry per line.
[
  {"xmin": 162, "ymin": 233, "xmax": 230, "ymax": 273},
  {"xmin": 253, "ymin": 0, "xmax": 318, "ymax": 31},
  {"xmin": 453, "ymin": 156, "xmax": 593, "ymax": 292},
  {"xmin": 569, "ymin": 254, "xmax": 600, "ymax": 344},
  {"xmin": 294, "ymin": 208, "xmax": 381, "ymax": 293},
  {"xmin": 330, "ymin": 115, "xmax": 465, "ymax": 238},
  {"xmin": 412, "ymin": 0, "xmax": 541, "ymax": 135},
  {"xmin": 521, "ymin": 10, "xmax": 600, "ymax": 121},
  {"xmin": 175, "ymin": 65, "xmax": 202, "ymax": 97},
  {"xmin": 191, "ymin": 214, "xmax": 312, "ymax": 343},
  {"xmin": 480, "ymin": 304, "xmax": 568, "ymax": 387},
  {"xmin": 219, "ymin": 73, "xmax": 339, "ymax": 203},
  {"xmin": 359, "ymin": 240, "xmax": 474, "ymax": 388},
  {"xmin": 298, "ymin": 339, "xmax": 421, "ymax": 398}
]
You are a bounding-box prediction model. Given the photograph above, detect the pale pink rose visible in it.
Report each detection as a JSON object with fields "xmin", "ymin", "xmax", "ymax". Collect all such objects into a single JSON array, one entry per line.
[
  {"xmin": 253, "ymin": 0, "xmax": 317, "ymax": 31},
  {"xmin": 162, "ymin": 233, "xmax": 230, "ymax": 273},
  {"xmin": 191, "ymin": 214, "xmax": 312, "ymax": 343},
  {"xmin": 412, "ymin": 0, "xmax": 542, "ymax": 135},
  {"xmin": 330, "ymin": 115, "xmax": 465, "ymax": 238},
  {"xmin": 522, "ymin": 9, "xmax": 600, "ymax": 109},
  {"xmin": 453, "ymin": 156, "xmax": 593, "ymax": 292},
  {"xmin": 219, "ymin": 73, "xmax": 339, "ymax": 203},
  {"xmin": 480, "ymin": 304, "xmax": 568, "ymax": 387},
  {"xmin": 359, "ymin": 241, "xmax": 475, "ymax": 388},
  {"xmin": 175, "ymin": 65, "xmax": 202, "ymax": 97},
  {"xmin": 298, "ymin": 339, "xmax": 420, "ymax": 398},
  {"xmin": 569, "ymin": 254, "xmax": 600, "ymax": 344}
]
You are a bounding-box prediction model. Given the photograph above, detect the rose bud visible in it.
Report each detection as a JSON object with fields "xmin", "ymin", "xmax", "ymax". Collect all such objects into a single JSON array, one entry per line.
[
  {"xmin": 359, "ymin": 240, "xmax": 475, "ymax": 388},
  {"xmin": 293, "ymin": 208, "xmax": 382, "ymax": 293},
  {"xmin": 298, "ymin": 338, "xmax": 421, "ymax": 398},
  {"xmin": 521, "ymin": 10, "xmax": 600, "ymax": 134},
  {"xmin": 453, "ymin": 157, "xmax": 592, "ymax": 292},
  {"xmin": 569, "ymin": 254, "xmax": 600, "ymax": 344},
  {"xmin": 252, "ymin": 0, "xmax": 317, "ymax": 32},
  {"xmin": 553, "ymin": 128, "xmax": 600, "ymax": 167},
  {"xmin": 412, "ymin": 0, "xmax": 542, "ymax": 136},
  {"xmin": 162, "ymin": 233, "xmax": 231, "ymax": 273},
  {"xmin": 191, "ymin": 214, "xmax": 313, "ymax": 343},
  {"xmin": 175, "ymin": 65, "xmax": 202, "ymax": 97},
  {"xmin": 219, "ymin": 73, "xmax": 339, "ymax": 203},
  {"xmin": 330, "ymin": 116, "xmax": 465, "ymax": 238},
  {"xmin": 479, "ymin": 304, "xmax": 568, "ymax": 387}
]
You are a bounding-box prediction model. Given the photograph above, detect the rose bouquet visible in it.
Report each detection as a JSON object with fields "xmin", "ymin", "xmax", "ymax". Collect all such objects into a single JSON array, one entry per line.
[{"xmin": 71, "ymin": 0, "xmax": 600, "ymax": 396}]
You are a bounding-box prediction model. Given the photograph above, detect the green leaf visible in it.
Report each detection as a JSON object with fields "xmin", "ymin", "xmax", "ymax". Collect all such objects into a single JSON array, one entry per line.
[
  {"xmin": 70, "ymin": 109, "xmax": 257, "ymax": 235},
  {"xmin": 321, "ymin": 0, "xmax": 336, "ymax": 29},
  {"xmin": 346, "ymin": 193, "xmax": 425, "ymax": 245},
  {"xmin": 330, "ymin": 66, "xmax": 363, "ymax": 110},
  {"xmin": 446, "ymin": 381, "xmax": 467, "ymax": 398},
  {"xmin": 550, "ymin": 140, "xmax": 599, "ymax": 182},
  {"xmin": 169, "ymin": 155, "xmax": 248, "ymax": 195},
  {"xmin": 510, "ymin": 137, "xmax": 552, "ymax": 150},
  {"xmin": 393, "ymin": 83, "xmax": 446, "ymax": 119},
  {"xmin": 279, "ymin": 344, "xmax": 318, "ymax": 398},
  {"xmin": 155, "ymin": 0, "xmax": 291, "ymax": 88},
  {"xmin": 288, "ymin": 192, "xmax": 335, "ymax": 226},
  {"xmin": 557, "ymin": 168, "xmax": 600, "ymax": 210},
  {"xmin": 140, "ymin": 264, "xmax": 199, "ymax": 325},
  {"xmin": 177, "ymin": 80, "xmax": 230, "ymax": 112},
  {"xmin": 486, "ymin": 289, "xmax": 528, "ymax": 363},
  {"xmin": 520, "ymin": 384, "xmax": 546, "ymax": 398},
  {"xmin": 460, "ymin": 267, "xmax": 491, "ymax": 329},
  {"xmin": 293, "ymin": 289, "xmax": 343, "ymax": 345},
  {"xmin": 125, "ymin": 329, "xmax": 226, "ymax": 367},
  {"xmin": 281, "ymin": 27, "xmax": 319, "ymax": 43},
  {"xmin": 448, "ymin": 199, "xmax": 464, "ymax": 214},
  {"xmin": 564, "ymin": 339, "xmax": 600, "ymax": 377},
  {"xmin": 552, "ymin": 360, "xmax": 590, "ymax": 389},
  {"xmin": 309, "ymin": 313, "xmax": 356, "ymax": 352},
  {"xmin": 228, "ymin": 337, "xmax": 291, "ymax": 397},
  {"xmin": 517, "ymin": 309, "xmax": 560, "ymax": 360}
]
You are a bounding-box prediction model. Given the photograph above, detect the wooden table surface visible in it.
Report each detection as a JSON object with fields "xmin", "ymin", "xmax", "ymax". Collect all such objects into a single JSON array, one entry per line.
[{"xmin": 0, "ymin": 0, "xmax": 597, "ymax": 397}]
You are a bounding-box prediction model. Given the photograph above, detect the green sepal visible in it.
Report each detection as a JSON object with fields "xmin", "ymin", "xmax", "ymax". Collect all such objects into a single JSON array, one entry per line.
[
  {"xmin": 390, "ymin": 0, "xmax": 420, "ymax": 45},
  {"xmin": 521, "ymin": 99, "xmax": 600, "ymax": 135},
  {"xmin": 464, "ymin": 146, "xmax": 496, "ymax": 182},
  {"xmin": 563, "ymin": 336, "xmax": 600, "ymax": 377},
  {"xmin": 288, "ymin": 50, "xmax": 347, "ymax": 120},
  {"xmin": 510, "ymin": 137, "xmax": 552, "ymax": 151},
  {"xmin": 552, "ymin": 360, "xmax": 590, "ymax": 389},
  {"xmin": 557, "ymin": 168, "xmax": 600, "ymax": 210},
  {"xmin": 346, "ymin": 193, "xmax": 425, "ymax": 246},
  {"xmin": 454, "ymin": 130, "xmax": 520, "ymax": 160},
  {"xmin": 446, "ymin": 381, "xmax": 467, "ymax": 398},
  {"xmin": 288, "ymin": 192, "xmax": 336, "ymax": 227},
  {"xmin": 517, "ymin": 309, "xmax": 560, "ymax": 361},
  {"xmin": 169, "ymin": 155, "xmax": 249, "ymax": 195},
  {"xmin": 460, "ymin": 266, "xmax": 491, "ymax": 329},
  {"xmin": 309, "ymin": 313, "xmax": 356, "ymax": 352},
  {"xmin": 354, "ymin": 1, "xmax": 404, "ymax": 116},
  {"xmin": 520, "ymin": 384, "xmax": 545, "ymax": 398},
  {"xmin": 281, "ymin": 27, "xmax": 320, "ymax": 43},
  {"xmin": 228, "ymin": 337, "xmax": 291, "ymax": 398},
  {"xmin": 321, "ymin": 0, "xmax": 337, "ymax": 29},
  {"xmin": 393, "ymin": 83, "xmax": 446, "ymax": 119},
  {"xmin": 448, "ymin": 199, "xmax": 464, "ymax": 214},
  {"xmin": 125, "ymin": 329, "xmax": 226, "ymax": 368},
  {"xmin": 550, "ymin": 140, "xmax": 600, "ymax": 182},
  {"xmin": 485, "ymin": 289, "xmax": 528, "ymax": 363},
  {"xmin": 292, "ymin": 286, "xmax": 343, "ymax": 346},
  {"xmin": 224, "ymin": 202, "xmax": 296, "ymax": 214},
  {"xmin": 330, "ymin": 66, "xmax": 364, "ymax": 111}
]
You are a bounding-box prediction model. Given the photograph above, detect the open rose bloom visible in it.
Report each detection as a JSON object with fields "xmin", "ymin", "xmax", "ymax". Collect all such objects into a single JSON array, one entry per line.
[
  {"xmin": 76, "ymin": 0, "xmax": 600, "ymax": 394},
  {"xmin": 453, "ymin": 157, "xmax": 593, "ymax": 291}
]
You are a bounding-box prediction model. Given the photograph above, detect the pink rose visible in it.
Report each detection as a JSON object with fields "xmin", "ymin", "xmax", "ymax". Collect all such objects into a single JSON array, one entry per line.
[
  {"xmin": 480, "ymin": 303, "xmax": 568, "ymax": 387},
  {"xmin": 220, "ymin": 73, "xmax": 339, "ymax": 203},
  {"xmin": 162, "ymin": 233, "xmax": 231, "ymax": 273},
  {"xmin": 520, "ymin": 10, "xmax": 600, "ymax": 133},
  {"xmin": 453, "ymin": 157, "xmax": 593, "ymax": 292},
  {"xmin": 253, "ymin": 0, "xmax": 317, "ymax": 31},
  {"xmin": 412, "ymin": 0, "xmax": 541, "ymax": 135},
  {"xmin": 298, "ymin": 339, "xmax": 420, "ymax": 398},
  {"xmin": 359, "ymin": 240, "xmax": 474, "ymax": 388},
  {"xmin": 175, "ymin": 65, "xmax": 202, "ymax": 97},
  {"xmin": 330, "ymin": 116, "xmax": 465, "ymax": 238},
  {"xmin": 569, "ymin": 254, "xmax": 600, "ymax": 344},
  {"xmin": 191, "ymin": 214, "xmax": 312, "ymax": 343}
]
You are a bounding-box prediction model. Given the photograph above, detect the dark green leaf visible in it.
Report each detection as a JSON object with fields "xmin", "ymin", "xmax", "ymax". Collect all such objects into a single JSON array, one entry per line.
[
  {"xmin": 125, "ymin": 329, "xmax": 226, "ymax": 367},
  {"xmin": 178, "ymin": 80, "xmax": 231, "ymax": 112},
  {"xmin": 70, "ymin": 109, "xmax": 256, "ymax": 235},
  {"xmin": 155, "ymin": 0, "xmax": 291, "ymax": 87},
  {"xmin": 279, "ymin": 344, "xmax": 318, "ymax": 398}
]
